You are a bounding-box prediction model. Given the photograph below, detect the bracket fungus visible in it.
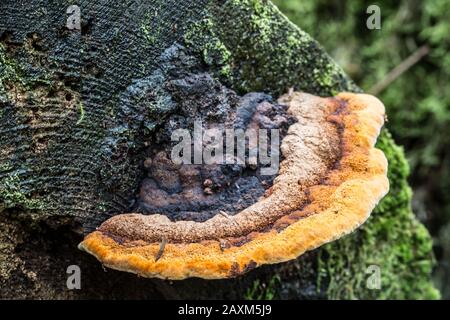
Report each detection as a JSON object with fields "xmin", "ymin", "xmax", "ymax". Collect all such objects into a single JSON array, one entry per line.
[{"xmin": 79, "ymin": 92, "xmax": 389, "ymax": 280}]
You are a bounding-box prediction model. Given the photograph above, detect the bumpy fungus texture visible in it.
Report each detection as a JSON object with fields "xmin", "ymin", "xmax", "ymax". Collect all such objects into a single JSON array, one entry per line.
[
  {"xmin": 79, "ymin": 92, "xmax": 389, "ymax": 279},
  {"xmin": 136, "ymin": 92, "xmax": 294, "ymax": 223}
]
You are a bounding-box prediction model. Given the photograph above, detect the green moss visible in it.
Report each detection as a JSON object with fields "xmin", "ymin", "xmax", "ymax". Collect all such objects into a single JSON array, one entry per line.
[
  {"xmin": 206, "ymin": 0, "xmax": 358, "ymax": 96},
  {"xmin": 244, "ymin": 275, "xmax": 280, "ymax": 300},
  {"xmin": 76, "ymin": 101, "xmax": 85, "ymax": 125},
  {"xmin": 0, "ymin": 42, "xmax": 79, "ymax": 217},
  {"xmin": 184, "ymin": 0, "xmax": 356, "ymax": 95},
  {"xmin": 140, "ymin": 24, "xmax": 156, "ymax": 45},
  {"xmin": 140, "ymin": 1, "xmax": 174, "ymax": 47},
  {"xmin": 0, "ymin": 44, "xmax": 22, "ymax": 100},
  {"xmin": 317, "ymin": 130, "xmax": 439, "ymax": 299},
  {"xmin": 0, "ymin": 169, "xmax": 45, "ymax": 211},
  {"xmin": 1, "ymin": 45, "xmax": 48, "ymax": 214},
  {"xmin": 184, "ymin": 18, "xmax": 233, "ymax": 80},
  {"xmin": 140, "ymin": 14, "xmax": 161, "ymax": 46},
  {"xmin": 139, "ymin": 7, "xmax": 162, "ymax": 47}
]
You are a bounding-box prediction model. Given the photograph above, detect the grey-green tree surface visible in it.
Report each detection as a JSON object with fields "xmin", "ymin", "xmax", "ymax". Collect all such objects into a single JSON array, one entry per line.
[{"xmin": 0, "ymin": 0, "xmax": 439, "ymax": 299}]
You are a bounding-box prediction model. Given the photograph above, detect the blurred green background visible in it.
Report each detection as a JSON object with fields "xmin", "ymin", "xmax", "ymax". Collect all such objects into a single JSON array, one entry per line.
[{"xmin": 272, "ymin": 0, "xmax": 450, "ymax": 298}]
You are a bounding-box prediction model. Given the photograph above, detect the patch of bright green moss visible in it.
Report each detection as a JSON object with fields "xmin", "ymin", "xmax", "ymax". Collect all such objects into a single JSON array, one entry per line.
[
  {"xmin": 207, "ymin": 0, "xmax": 358, "ymax": 96},
  {"xmin": 0, "ymin": 169, "xmax": 45, "ymax": 212},
  {"xmin": 244, "ymin": 275, "xmax": 280, "ymax": 300},
  {"xmin": 184, "ymin": 18, "xmax": 232, "ymax": 79}
]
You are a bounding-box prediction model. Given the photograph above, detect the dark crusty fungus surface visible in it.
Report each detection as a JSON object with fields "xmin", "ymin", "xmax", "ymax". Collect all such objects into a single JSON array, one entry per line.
[
  {"xmin": 79, "ymin": 91, "xmax": 389, "ymax": 280},
  {"xmin": 136, "ymin": 89, "xmax": 295, "ymax": 224}
]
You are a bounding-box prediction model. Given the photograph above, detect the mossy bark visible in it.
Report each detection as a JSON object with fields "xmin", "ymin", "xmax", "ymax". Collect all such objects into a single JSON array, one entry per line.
[{"xmin": 0, "ymin": 0, "xmax": 439, "ymax": 299}]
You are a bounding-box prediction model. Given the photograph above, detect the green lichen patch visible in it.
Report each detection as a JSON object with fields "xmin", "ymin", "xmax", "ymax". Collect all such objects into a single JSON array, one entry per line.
[
  {"xmin": 0, "ymin": 38, "xmax": 86, "ymax": 218},
  {"xmin": 0, "ymin": 43, "xmax": 23, "ymax": 102},
  {"xmin": 206, "ymin": 0, "xmax": 358, "ymax": 96},
  {"xmin": 76, "ymin": 101, "xmax": 85, "ymax": 125},
  {"xmin": 184, "ymin": 18, "xmax": 232, "ymax": 79},
  {"xmin": 0, "ymin": 166, "xmax": 46, "ymax": 212},
  {"xmin": 140, "ymin": 6, "xmax": 164, "ymax": 45}
]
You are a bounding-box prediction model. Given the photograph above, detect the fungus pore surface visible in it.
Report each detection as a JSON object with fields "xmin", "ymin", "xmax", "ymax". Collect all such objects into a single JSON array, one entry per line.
[{"xmin": 79, "ymin": 91, "xmax": 389, "ymax": 280}]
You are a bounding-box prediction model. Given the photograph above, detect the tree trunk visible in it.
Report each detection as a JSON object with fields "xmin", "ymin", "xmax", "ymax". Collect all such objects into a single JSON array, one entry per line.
[{"xmin": 0, "ymin": 0, "xmax": 439, "ymax": 299}]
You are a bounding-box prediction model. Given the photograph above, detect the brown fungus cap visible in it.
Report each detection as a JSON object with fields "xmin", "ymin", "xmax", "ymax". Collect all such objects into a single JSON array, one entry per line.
[{"xmin": 79, "ymin": 92, "xmax": 389, "ymax": 280}]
